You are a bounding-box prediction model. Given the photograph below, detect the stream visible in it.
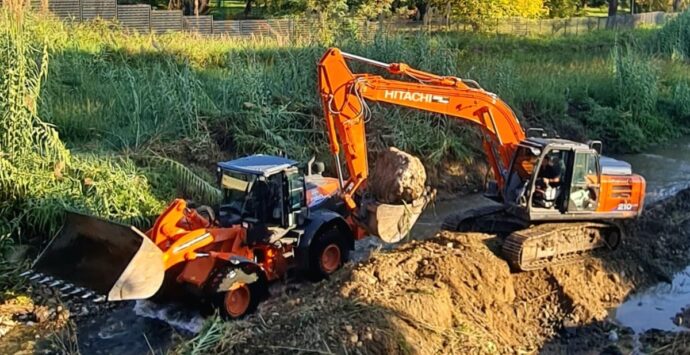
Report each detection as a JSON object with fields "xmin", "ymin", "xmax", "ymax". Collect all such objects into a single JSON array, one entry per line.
[{"xmin": 612, "ymin": 138, "xmax": 690, "ymax": 334}]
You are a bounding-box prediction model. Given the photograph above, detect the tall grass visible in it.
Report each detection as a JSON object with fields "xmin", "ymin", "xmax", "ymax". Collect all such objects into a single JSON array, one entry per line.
[{"xmin": 34, "ymin": 20, "xmax": 690, "ymax": 170}]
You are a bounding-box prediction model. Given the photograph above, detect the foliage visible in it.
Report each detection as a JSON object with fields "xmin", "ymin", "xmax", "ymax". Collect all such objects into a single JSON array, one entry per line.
[
  {"xmin": 655, "ymin": 9, "xmax": 690, "ymax": 61},
  {"xmin": 545, "ymin": 0, "xmax": 581, "ymax": 17},
  {"xmin": 173, "ymin": 316, "xmax": 251, "ymax": 354},
  {"xmin": 430, "ymin": 0, "xmax": 545, "ymax": 31},
  {"xmin": 352, "ymin": 0, "xmax": 396, "ymax": 19}
]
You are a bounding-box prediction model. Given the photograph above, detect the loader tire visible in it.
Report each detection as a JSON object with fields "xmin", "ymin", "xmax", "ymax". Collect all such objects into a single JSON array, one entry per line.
[
  {"xmin": 209, "ymin": 266, "xmax": 262, "ymax": 319},
  {"xmin": 309, "ymin": 226, "xmax": 349, "ymax": 280}
]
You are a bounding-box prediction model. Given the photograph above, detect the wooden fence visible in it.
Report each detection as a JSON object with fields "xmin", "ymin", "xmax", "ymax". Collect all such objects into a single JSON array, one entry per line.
[{"xmin": 2, "ymin": 0, "xmax": 679, "ymax": 38}]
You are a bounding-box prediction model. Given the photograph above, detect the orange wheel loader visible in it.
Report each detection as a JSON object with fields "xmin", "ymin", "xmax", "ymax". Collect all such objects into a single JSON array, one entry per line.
[{"xmin": 25, "ymin": 153, "xmax": 427, "ymax": 318}]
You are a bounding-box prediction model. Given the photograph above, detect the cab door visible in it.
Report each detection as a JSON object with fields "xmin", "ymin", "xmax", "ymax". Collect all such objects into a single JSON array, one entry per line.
[
  {"xmin": 565, "ymin": 150, "xmax": 601, "ymax": 213},
  {"xmin": 283, "ymin": 167, "xmax": 306, "ymax": 228}
]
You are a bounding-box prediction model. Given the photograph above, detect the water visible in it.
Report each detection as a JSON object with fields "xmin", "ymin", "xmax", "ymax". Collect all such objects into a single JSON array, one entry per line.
[
  {"xmin": 612, "ymin": 138, "xmax": 690, "ymax": 333},
  {"xmin": 615, "ymin": 139, "xmax": 690, "ymax": 204},
  {"xmin": 615, "ymin": 266, "xmax": 690, "ymax": 333},
  {"xmin": 75, "ymin": 301, "xmax": 203, "ymax": 354}
]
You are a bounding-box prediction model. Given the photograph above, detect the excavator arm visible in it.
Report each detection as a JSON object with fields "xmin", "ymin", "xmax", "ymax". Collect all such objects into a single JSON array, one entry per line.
[{"xmin": 318, "ymin": 48, "xmax": 526, "ymax": 209}]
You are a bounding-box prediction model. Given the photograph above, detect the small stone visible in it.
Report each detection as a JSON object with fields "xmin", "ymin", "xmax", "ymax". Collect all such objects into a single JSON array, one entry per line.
[
  {"xmin": 344, "ymin": 325, "xmax": 353, "ymax": 333},
  {"xmin": 271, "ymin": 312, "xmax": 279, "ymax": 317},
  {"xmin": 608, "ymin": 330, "xmax": 619, "ymax": 342},
  {"xmin": 365, "ymin": 332, "xmax": 373, "ymax": 341},
  {"xmin": 26, "ymin": 321, "xmax": 35, "ymax": 327},
  {"xmin": 350, "ymin": 334, "xmax": 359, "ymax": 344},
  {"xmin": 357, "ymin": 341, "xmax": 363, "ymax": 347},
  {"xmin": 422, "ymin": 259, "xmax": 429, "ymax": 265},
  {"xmin": 609, "ymin": 273, "xmax": 621, "ymax": 284},
  {"xmin": 446, "ymin": 242, "xmax": 454, "ymax": 249}
]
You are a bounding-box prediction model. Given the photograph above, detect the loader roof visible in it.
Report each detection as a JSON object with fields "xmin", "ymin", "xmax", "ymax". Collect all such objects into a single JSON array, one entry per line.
[{"xmin": 217, "ymin": 154, "xmax": 298, "ymax": 177}]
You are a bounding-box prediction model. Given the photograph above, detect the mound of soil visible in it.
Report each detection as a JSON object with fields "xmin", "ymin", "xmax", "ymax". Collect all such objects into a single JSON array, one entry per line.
[{"xmin": 197, "ymin": 188, "xmax": 690, "ymax": 354}]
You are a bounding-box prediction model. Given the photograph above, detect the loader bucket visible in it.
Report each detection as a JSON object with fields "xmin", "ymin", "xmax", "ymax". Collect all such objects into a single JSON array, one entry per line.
[
  {"xmin": 32, "ymin": 212, "xmax": 165, "ymax": 301},
  {"xmin": 363, "ymin": 191, "xmax": 435, "ymax": 243}
]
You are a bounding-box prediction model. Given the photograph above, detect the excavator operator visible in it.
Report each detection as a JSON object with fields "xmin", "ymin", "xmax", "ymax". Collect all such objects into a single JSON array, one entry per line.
[{"xmin": 534, "ymin": 154, "xmax": 562, "ymax": 208}]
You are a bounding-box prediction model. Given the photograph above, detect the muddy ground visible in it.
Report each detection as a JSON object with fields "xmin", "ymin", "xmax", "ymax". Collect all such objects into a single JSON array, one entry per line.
[
  {"xmin": 2, "ymin": 189, "xmax": 690, "ymax": 354},
  {"xmin": 176, "ymin": 189, "xmax": 690, "ymax": 354}
]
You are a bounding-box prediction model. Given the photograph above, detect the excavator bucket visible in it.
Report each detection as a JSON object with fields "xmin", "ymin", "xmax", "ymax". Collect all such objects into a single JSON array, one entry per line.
[
  {"xmin": 31, "ymin": 212, "xmax": 165, "ymax": 301},
  {"xmin": 363, "ymin": 191, "xmax": 435, "ymax": 243}
]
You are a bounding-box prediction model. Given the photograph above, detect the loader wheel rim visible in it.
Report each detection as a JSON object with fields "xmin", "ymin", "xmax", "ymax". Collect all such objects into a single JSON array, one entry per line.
[
  {"xmin": 224, "ymin": 284, "xmax": 251, "ymax": 318},
  {"xmin": 320, "ymin": 244, "xmax": 341, "ymax": 274}
]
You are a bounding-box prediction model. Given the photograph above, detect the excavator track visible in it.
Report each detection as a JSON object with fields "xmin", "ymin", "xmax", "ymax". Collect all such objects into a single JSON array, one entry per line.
[{"xmin": 502, "ymin": 222, "xmax": 621, "ymax": 271}]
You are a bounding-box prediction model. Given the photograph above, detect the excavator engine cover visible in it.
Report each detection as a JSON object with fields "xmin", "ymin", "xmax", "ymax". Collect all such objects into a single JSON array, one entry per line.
[{"xmin": 32, "ymin": 212, "xmax": 165, "ymax": 301}]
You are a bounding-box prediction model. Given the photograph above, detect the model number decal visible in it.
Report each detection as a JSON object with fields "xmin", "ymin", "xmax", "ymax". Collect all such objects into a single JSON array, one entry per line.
[{"xmin": 616, "ymin": 203, "xmax": 635, "ymax": 211}]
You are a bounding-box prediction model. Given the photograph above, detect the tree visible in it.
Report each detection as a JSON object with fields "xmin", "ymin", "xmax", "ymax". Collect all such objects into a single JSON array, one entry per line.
[
  {"xmin": 429, "ymin": 0, "xmax": 544, "ymax": 31},
  {"xmin": 545, "ymin": 0, "xmax": 580, "ymax": 17},
  {"xmin": 608, "ymin": 0, "xmax": 617, "ymax": 16},
  {"xmin": 351, "ymin": 0, "xmax": 396, "ymax": 19}
]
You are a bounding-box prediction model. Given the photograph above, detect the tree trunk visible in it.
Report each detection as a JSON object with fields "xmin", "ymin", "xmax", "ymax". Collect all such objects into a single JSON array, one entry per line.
[
  {"xmin": 416, "ymin": 2, "xmax": 427, "ymax": 22},
  {"xmin": 673, "ymin": 0, "xmax": 681, "ymax": 12},
  {"xmin": 244, "ymin": 0, "xmax": 253, "ymax": 17},
  {"xmin": 608, "ymin": 0, "xmax": 618, "ymax": 16}
]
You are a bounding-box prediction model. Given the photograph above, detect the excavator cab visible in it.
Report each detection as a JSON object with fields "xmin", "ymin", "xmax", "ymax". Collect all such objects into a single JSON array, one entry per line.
[{"xmin": 505, "ymin": 138, "xmax": 604, "ymax": 221}]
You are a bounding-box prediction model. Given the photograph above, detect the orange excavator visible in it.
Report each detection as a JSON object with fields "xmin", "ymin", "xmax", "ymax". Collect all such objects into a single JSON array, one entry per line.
[
  {"xmin": 317, "ymin": 48, "xmax": 646, "ymax": 270},
  {"xmin": 24, "ymin": 48, "xmax": 645, "ymax": 318}
]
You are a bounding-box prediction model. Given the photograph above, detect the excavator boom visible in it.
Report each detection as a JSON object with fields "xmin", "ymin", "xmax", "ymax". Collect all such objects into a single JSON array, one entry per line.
[{"xmin": 318, "ymin": 48, "xmax": 525, "ymax": 208}]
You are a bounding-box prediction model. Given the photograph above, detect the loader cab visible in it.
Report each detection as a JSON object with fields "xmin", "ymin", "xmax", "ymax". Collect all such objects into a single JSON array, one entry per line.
[
  {"xmin": 216, "ymin": 155, "xmax": 306, "ymax": 230},
  {"xmin": 505, "ymin": 138, "xmax": 603, "ymax": 222}
]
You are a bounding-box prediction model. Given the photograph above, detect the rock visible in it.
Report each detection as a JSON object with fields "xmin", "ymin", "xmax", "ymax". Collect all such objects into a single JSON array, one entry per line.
[
  {"xmin": 608, "ymin": 330, "xmax": 619, "ymax": 342},
  {"xmin": 349, "ymin": 334, "xmax": 359, "ymax": 344},
  {"xmin": 368, "ymin": 147, "xmax": 427, "ymax": 204},
  {"xmin": 609, "ymin": 273, "xmax": 621, "ymax": 284},
  {"xmin": 344, "ymin": 325, "xmax": 353, "ymax": 333},
  {"xmin": 446, "ymin": 242, "xmax": 454, "ymax": 249}
]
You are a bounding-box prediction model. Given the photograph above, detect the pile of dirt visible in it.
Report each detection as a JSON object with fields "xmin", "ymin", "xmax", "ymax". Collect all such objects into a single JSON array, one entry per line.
[
  {"xmin": 206, "ymin": 232, "xmax": 634, "ymax": 354},
  {"xmin": 367, "ymin": 147, "xmax": 427, "ymax": 204},
  {"xmin": 194, "ymin": 188, "xmax": 690, "ymax": 354}
]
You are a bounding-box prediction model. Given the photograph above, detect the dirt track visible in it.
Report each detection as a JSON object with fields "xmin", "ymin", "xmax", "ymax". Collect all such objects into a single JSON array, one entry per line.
[{"xmin": 208, "ymin": 189, "xmax": 690, "ymax": 354}]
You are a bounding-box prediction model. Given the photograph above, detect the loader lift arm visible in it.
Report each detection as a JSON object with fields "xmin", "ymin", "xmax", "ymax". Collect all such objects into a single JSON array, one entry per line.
[{"xmin": 318, "ymin": 48, "xmax": 526, "ymax": 209}]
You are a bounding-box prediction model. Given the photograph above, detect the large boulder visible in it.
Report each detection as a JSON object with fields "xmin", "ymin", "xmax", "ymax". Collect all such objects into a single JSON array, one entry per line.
[{"xmin": 368, "ymin": 147, "xmax": 427, "ymax": 204}]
